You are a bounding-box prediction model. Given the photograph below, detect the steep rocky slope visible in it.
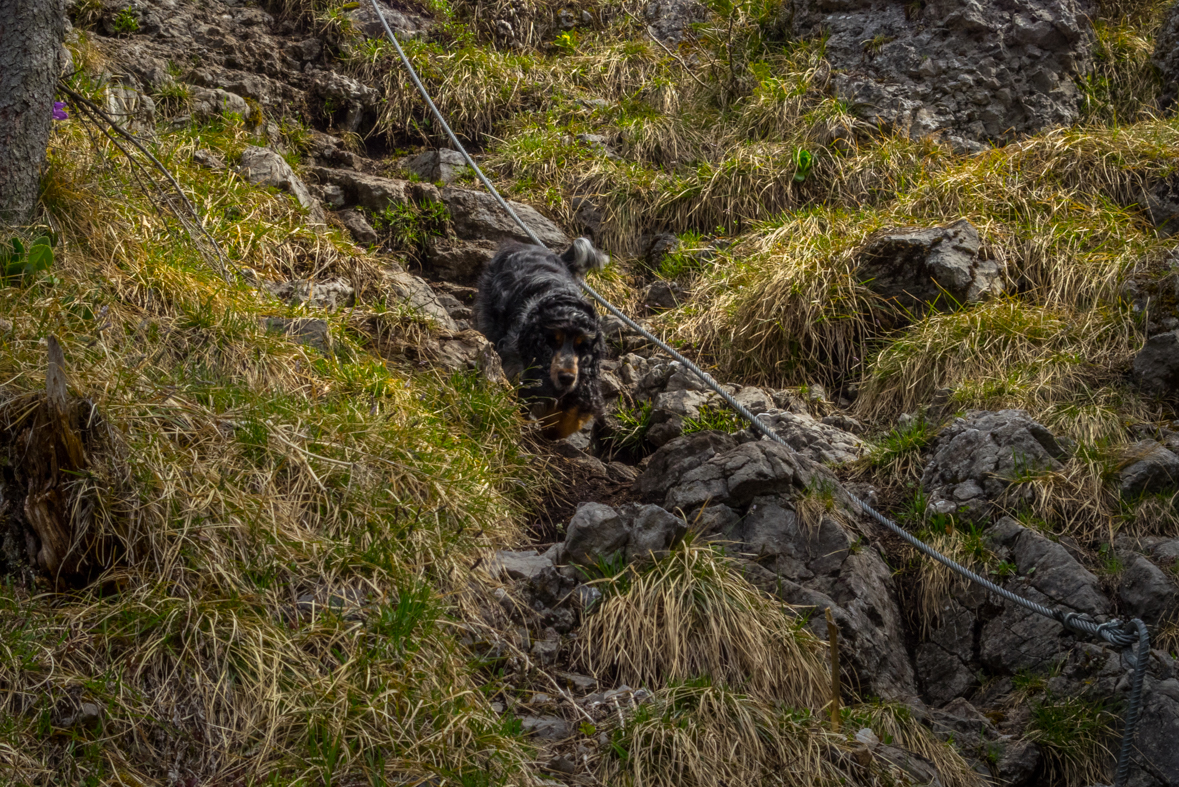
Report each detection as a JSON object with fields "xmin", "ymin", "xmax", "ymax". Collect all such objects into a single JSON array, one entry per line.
[{"xmin": 1, "ymin": 0, "xmax": 1178, "ymax": 785}]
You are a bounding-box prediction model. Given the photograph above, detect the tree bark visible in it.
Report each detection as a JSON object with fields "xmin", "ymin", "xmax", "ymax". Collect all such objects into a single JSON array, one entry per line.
[{"xmin": 0, "ymin": 0, "xmax": 66, "ymax": 227}]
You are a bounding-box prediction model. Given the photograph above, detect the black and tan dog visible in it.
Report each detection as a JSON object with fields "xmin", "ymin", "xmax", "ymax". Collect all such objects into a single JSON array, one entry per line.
[{"xmin": 475, "ymin": 237, "xmax": 607, "ymax": 439}]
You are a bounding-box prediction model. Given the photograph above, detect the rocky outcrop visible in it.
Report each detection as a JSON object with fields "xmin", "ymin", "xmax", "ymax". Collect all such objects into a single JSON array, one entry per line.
[
  {"xmin": 1156, "ymin": 1, "xmax": 1179, "ymax": 114},
  {"xmin": 442, "ymin": 187, "xmax": 569, "ymax": 249},
  {"xmin": 239, "ymin": 145, "xmax": 325, "ymax": 224},
  {"xmin": 754, "ymin": 409, "xmax": 864, "ymax": 465},
  {"xmin": 789, "ymin": 0, "xmax": 1095, "ymax": 147},
  {"xmin": 921, "ymin": 409, "xmax": 1068, "ymax": 519},
  {"xmin": 555, "ymin": 502, "xmax": 687, "ymax": 566},
  {"xmin": 856, "ymin": 220, "xmax": 1003, "ymax": 315}
]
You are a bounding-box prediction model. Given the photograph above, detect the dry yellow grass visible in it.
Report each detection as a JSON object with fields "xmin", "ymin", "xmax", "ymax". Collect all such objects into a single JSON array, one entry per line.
[
  {"xmin": 579, "ymin": 539, "xmax": 829, "ymax": 707},
  {"xmin": 0, "ymin": 85, "xmax": 539, "ymax": 785}
]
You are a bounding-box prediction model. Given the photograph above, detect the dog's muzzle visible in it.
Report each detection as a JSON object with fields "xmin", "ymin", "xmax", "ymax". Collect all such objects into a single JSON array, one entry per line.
[{"xmin": 550, "ymin": 350, "xmax": 579, "ymax": 393}]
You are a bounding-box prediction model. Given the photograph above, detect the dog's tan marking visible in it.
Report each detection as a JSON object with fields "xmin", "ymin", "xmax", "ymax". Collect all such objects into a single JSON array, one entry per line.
[{"xmin": 540, "ymin": 404, "xmax": 593, "ymax": 440}]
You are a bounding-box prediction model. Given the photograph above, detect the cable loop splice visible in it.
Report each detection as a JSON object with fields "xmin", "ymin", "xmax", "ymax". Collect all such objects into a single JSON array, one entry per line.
[{"xmin": 364, "ymin": 2, "xmax": 1153, "ymax": 783}]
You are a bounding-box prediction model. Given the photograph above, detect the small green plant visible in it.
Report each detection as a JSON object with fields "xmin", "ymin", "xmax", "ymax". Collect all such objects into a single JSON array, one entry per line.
[
  {"xmin": 792, "ymin": 147, "xmax": 813, "ymax": 182},
  {"xmin": 1, "ymin": 234, "xmax": 55, "ymax": 286},
  {"xmin": 553, "ymin": 30, "xmax": 578, "ymax": 55},
  {"xmin": 861, "ymin": 34, "xmax": 893, "ymax": 55},
  {"xmin": 607, "ymin": 399, "xmax": 653, "ymax": 450},
  {"xmin": 991, "ymin": 559, "xmax": 1016, "ymax": 578},
  {"xmin": 112, "ymin": 7, "xmax": 139, "ymax": 34},
  {"xmin": 1096, "ymin": 542, "xmax": 1123, "ymax": 576},
  {"xmin": 683, "ymin": 404, "xmax": 744, "ymax": 435},
  {"xmin": 658, "ymin": 231, "xmax": 711, "ymax": 280},
  {"xmin": 369, "ymin": 199, "xmax": 450, "ymax": 252}
]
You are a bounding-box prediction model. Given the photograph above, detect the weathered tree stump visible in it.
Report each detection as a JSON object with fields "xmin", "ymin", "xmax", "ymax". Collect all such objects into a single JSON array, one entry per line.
[{"xmin": 9, "ymin": 336, "xmax": 92, "ymax": 580}]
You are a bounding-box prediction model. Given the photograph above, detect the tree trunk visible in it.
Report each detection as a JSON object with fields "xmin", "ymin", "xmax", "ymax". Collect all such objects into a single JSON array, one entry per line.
[{"xmin": 0, "ymin": 0, "xmax": 66, "ymax": 227}]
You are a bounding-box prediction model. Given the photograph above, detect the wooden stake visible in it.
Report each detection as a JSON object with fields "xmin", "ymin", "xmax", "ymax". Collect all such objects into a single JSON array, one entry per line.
[{"xmin": 826, "ymin": 607, "xmax": 841, "ymax": 733}]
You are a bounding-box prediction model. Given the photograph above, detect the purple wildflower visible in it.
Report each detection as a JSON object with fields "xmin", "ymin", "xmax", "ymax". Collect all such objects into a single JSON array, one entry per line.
[{"xmin": 52, "ymin": 101, "xmax": 68, "ymax": 121}]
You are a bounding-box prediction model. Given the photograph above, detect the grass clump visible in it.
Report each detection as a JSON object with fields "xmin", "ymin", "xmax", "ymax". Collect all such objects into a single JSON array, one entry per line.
[
  {"xmin": 1026, "ymin": 694, "xmax": 1116, "ymax": 787},
  {"xmin": 579, "ymin": 539, "xmax": 828, "ymax": 707},
  {"xmin": 855, "ymin": 300, "xmax": 1152, "ymax": 444},
  {"xmin": 603, "ymin": 678, "xmax": 849, "ymax": 787},
  {"xmin": 682, "ymin": 403, "xmax": 745, "ymax": 435}
]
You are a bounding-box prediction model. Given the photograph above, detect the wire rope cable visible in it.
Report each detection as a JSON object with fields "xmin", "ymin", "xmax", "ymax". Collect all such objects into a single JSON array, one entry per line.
[{"xmin": 365, "ymin": 4, "xmax": 1151, "ymax": 783}]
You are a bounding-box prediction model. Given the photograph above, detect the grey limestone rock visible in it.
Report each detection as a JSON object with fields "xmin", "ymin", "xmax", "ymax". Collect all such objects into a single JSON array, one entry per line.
[
  {"xmin": 644, "ymin": 0, "xmax": 708, "ymax": 43},
  {"xmin": 1130, "ymin": 678, "xmax": 1179, "ymax": 787},
  {"xmin": 382, "ymin": 269, "xmax": 459, "ymax": 331},
  {"xmin": 239, "ymin": 146, "xmax": 325, "ymax": 224},
  {"xmin": 921, "ymin": 410, "xmax": 1067, "ymax": 519},
  {"xmin": 789, "ymin": 0, "xmax": 1096, "ymax": 146},
  {"xmin": 637, "ymin": 433, "xmax": 824, "ymax": 515},
  {"xmin": 338, "ymin": 209, "xmax": 378, "ymax": 246},
  {"xmin": 345, "ymin": 0, "xmax": 433, "ymax": 39},
  {"xmin": 559, "ymin": 502, "xmax": 686, "ymax": 566},
  {"xmin": 646, "ymin": 389, "xmax": 713, "ymax": 447},
  {"xmin": 191, "ymin": 86, "xmax": 251, "ymax": 121},
  {"xmin": 489, "ymin": 549, "xmax": 554, "ymax": 581},
  {"xmin": 422, "ymin": 236, "xmax": 497, "ymax": 284},
  {"xmin": 1118, "ymin": 554, "xmax": 1178, "ymax": 625},
  {"xmin": 308, "ymin": 167, "xmax": 441, "ymax": 215},
  {"xmin": 1117, "ymin": 440, "xmax": 1179, "ymax": 497},
  {"xmin": 1134, "ymin": 329, "xmax": 1179, "ymax": 395},
  {"xmin": 856, "ymin": 220, "xmax": 1003, "ymax": 316},
  {"xmin": 307, "ymin": 69, "xmax": 381, "ymax": 133},
  {"xmin": 916, "ymin": 599, "xmax": 978, "ymax": 706},
  {"xmin": 442, "ymin": 187, "xmax": 569, "ymax": 249},
  {"xmin": 562, "ymin": 503, "xmax": 629, "ymax": 567},
  {"xmin": 756, "ymin": 409, "xmax": 864, "ymax": 465},
  {"xmin": 403, "ymin": 148, "xmax": 471, "ymax": 185},
  {"xmin": 265, "ymin": 278, "xmax": 355, "ymax": 311}
]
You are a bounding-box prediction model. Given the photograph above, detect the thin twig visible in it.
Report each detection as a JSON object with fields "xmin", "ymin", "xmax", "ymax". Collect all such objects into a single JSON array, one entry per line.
[
  {"xmin": 624, "ymin": 11, "xmax": 708, "ymax": 88},
  {"xmin": 57, "ymin": 81, "xmax": 236, "ymax": 281}
]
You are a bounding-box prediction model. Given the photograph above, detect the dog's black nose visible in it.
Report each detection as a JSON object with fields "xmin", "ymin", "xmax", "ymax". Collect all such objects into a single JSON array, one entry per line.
[{"xmin": 557, "ymin": 372, "xmax": 576, "ymax": 388}]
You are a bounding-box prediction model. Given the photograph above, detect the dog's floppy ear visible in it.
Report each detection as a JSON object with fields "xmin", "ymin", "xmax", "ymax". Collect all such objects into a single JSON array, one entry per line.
[{"xmin": 559, "ymin": 237, "xmax": 608, "ymax": 278}]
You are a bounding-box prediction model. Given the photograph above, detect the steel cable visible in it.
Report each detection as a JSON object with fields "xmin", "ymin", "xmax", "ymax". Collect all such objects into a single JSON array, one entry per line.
[{"xmin": 366, "ymin": 4, "xmax": 1151, "ymax": 782}]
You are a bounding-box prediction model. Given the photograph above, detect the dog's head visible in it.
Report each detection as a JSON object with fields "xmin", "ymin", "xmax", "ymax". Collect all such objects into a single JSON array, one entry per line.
[{"xmin": 518, "ymin": 299, "xmax": 602, "ymax": 398}]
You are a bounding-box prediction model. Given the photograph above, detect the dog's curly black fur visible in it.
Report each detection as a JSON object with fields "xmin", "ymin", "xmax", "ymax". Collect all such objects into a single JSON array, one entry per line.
[{"xmin": 475, "ymin": 238, "xmax": 608, "ymax": 439}]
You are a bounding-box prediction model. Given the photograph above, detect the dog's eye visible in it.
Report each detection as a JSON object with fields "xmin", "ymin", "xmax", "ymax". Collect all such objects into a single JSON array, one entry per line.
[
  {"xmin": 548, "ymin": 331, "xmax": 563, "ymax": 347},
  {"xmin": 573, "ymin": 335, "xmax": 584, "ymax": 347}
]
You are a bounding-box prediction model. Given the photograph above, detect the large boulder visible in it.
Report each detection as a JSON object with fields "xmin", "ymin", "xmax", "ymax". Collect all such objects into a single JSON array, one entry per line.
[
  {"xmin": 636, "ymin": 434, "xmax": 821, "ymax": 515},
  {"xmin": 403, "ymin": 149, "xmax": 470, "ymax": 185},
  {"xmin": 239, "ymin": 146, "xmax": 325, "ymax": 224},
  {"xmin": 735, "ymin": 499, "xmax": 918, "ymax": 700},
  {"xmin": 441, "ymin": 188, "xmax": 569, "ymax": 249},
  {"xmin": 921, "ymin": 410, "xmax": 1068, "ymax": 519},
  {"xmin": 856, "ymin": 220, "xmax": 1003, "ymax": 315},
  {"xmin": 1156, "ymin": 1, "xmax": 1179, "ymax": 115},
  {"xmin": 789, "ymin": 0, "xmax": 1095, "ymax": 147},
  {"xmin": 558, "ymin": 502, "xmax": 686, "ymax": 566}
]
